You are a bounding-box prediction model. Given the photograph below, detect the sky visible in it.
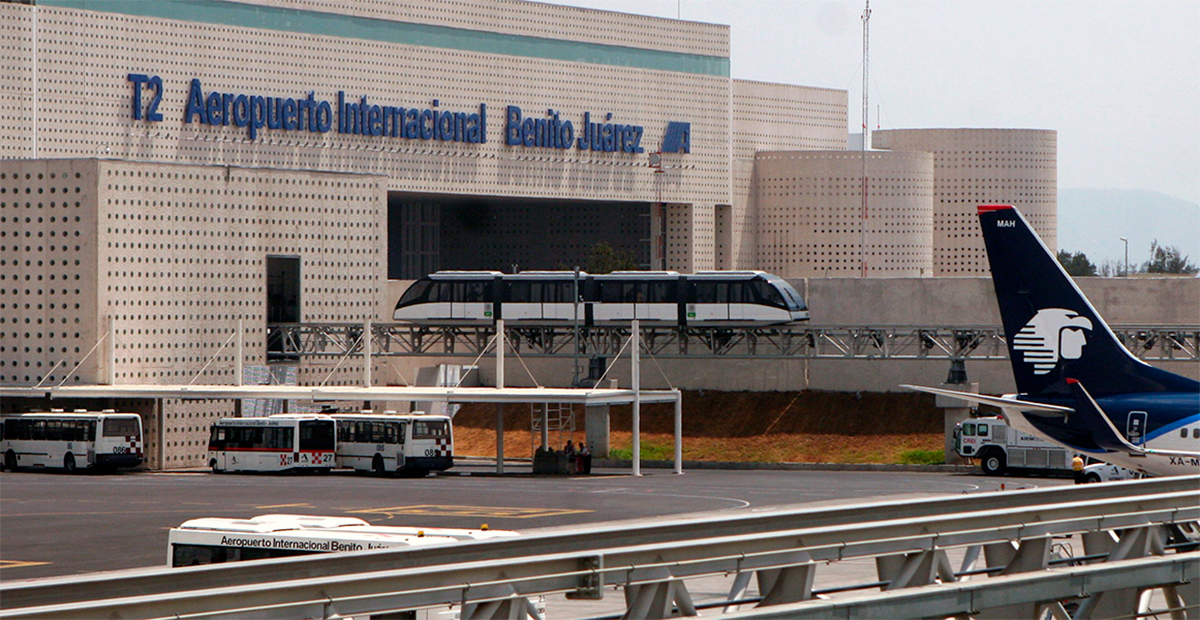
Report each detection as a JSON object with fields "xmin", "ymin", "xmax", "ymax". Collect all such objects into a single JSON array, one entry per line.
[{"xmin": 553, "ymin": 0, "xmax": 1200, "ymax": 206}]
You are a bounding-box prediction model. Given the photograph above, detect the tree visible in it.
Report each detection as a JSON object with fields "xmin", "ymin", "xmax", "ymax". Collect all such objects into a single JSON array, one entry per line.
[
  {"xmin": 587, "ymin": 242, "xmax": 639, "ymax": 274},
  {"xmin": 1143, "ymin": 240, "xmax": 1199, "ymax": 275},
  {"xmin": 1056, "ymin": 250, "xmax": 1097, "ymax": 276}
]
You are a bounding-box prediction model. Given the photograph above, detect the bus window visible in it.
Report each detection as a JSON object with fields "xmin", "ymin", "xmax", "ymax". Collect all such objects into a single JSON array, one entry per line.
[
  {"xmin": 2, "ymin": 419, "xmax": 15, "ymax": 440},
  {"xmin": 300, "ymin": 420, "xmax": 335, "ymax": 451},
  {"xmin": 265, "ymin": 427, "xmax": 293, "ymax": 450},
  {"xmin": 103, "ymin": 417, "xmax": 139, "ymax": 437}
]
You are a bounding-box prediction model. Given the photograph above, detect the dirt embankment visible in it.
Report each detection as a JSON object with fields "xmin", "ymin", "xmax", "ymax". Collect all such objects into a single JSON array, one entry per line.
[{"xmin": 451, "ymin": 390, "xmax": 944, "ymax": 464}]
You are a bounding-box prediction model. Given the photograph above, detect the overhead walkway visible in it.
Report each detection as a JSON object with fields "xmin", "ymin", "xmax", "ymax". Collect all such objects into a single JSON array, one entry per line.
[{"xmin": 3, "ymin": 476, "xmax": 1196, "ymax": 620}]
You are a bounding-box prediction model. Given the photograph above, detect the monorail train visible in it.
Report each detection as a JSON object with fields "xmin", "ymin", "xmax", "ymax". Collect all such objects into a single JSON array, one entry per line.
[{"xmin": 392, "ymin": 270, "xmax": 809, "ymax": 326}]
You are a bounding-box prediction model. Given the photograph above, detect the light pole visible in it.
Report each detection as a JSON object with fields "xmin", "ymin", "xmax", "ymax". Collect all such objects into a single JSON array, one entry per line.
[{"xmin": 1119, "ymin": 237, "xmax": 1128, "ymax": 277}]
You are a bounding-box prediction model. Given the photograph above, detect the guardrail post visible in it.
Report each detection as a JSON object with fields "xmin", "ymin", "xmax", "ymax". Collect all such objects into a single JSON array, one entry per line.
[
  {"xmin": 461, "ymin": 596, "xmax": 536, "ymax": 620},
  {"xmin": 566, "ymin": 555, "xmax": 604, "ymax": 600},
  {"xmin": 622, "ymin": 579, "xmax": 695, "ymax": 619},
  {"xmin": 976, "ymin": 536, "xmax": 1057, "ymax": 620},
  {"xmin": 756, "ymin": 562, "xmax": 818, "ymax": 606},
  {"xmin": 1074, "ymin": 525, "xmax": 1167, "ymax": 620},
  {"xmin": 876, "ymin": 549, "xmax": 953, "ymax": 590}
]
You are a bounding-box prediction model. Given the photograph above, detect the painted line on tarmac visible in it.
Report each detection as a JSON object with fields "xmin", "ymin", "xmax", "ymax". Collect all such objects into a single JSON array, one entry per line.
[
  {"xmin": 0, "ymin": 560, "xmax": 51, "ymax": 570},
  {"xmin": 256, "ymin": 503, "xmax": 314, "ymax": 509},
  {"xmin": 352, "ymin": 505, "xmax": 593, "ymax": 519}
]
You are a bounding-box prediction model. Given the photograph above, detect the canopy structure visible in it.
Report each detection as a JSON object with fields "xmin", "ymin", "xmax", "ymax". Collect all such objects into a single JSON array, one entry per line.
[{"xmin": 0, "ymin": 320, "xmax": 681, "ymax": 475}]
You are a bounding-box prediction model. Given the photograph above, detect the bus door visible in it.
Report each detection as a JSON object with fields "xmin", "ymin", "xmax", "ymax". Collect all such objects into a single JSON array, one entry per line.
[
  {"xmin": 209, "ymin": 426, "xmax": 229, "ymax": 470},
  {"xmin": 395, "ymin": 421, "xmax": 408, "ymax": 469},
  {"xmin": 1126, "ymin": 411, "xmax": 1147, "ymax": 446}
]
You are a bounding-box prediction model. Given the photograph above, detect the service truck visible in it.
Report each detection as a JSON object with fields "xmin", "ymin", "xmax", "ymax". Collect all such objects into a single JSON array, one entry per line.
[{"xmin": 954, "ymin": 416, "xmax": 1074, "ymax": 475}]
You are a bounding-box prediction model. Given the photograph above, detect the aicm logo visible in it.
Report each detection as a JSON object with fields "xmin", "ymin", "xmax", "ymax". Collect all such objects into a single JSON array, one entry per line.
[
  {"xmin": 1012, "ymin": 308, "xmax": 1093, "ymax": 375},
  {"xmin": 661, "ymin": 121, "xmax": 690, "ymax": 154}
]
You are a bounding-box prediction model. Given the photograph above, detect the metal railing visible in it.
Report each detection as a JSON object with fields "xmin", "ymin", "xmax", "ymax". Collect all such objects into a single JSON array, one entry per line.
[{"xmin": 3, "ymin": 476, "xmax": 1197, "ymax": 620}]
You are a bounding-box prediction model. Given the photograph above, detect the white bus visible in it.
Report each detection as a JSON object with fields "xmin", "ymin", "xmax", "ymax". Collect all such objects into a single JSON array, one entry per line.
[
  {"xmin": 167, "ymin": 513, "xmax": 517, "ymax": 567},
  {"xmin": 207, "ymin": 414, "xmax": 336, "ymax": 473},
  {"xmin": 333, "ymin": 411, "xmax": 453, "ymax": 476},
  {"xmin": 1, "ymin": 410, "xmax": 143, "ymax": 472}
]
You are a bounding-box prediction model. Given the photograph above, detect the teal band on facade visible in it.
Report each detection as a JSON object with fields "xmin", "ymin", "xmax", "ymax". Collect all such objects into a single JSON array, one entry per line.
[{"xmin": 41, "ymin": 0, "xmax": 731, "ymax": 77}]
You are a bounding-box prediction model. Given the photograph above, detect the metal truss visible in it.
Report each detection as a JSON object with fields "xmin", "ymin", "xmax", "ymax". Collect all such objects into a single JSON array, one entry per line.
[
  {"xmin": 267, "ymin": 323, "xmax": 1199, "ymax": 362},
  {"xmin": 3, "ymin": 476, "xmax": 1197, "ymax": 620}
]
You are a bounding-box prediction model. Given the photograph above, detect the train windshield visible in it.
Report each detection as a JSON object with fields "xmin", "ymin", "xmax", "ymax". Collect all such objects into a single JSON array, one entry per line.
[
  {"xmin": 764, "ymin": 275, "xmax": 807, "ymax": 312},
  {"xmin": 396, "ymin": 279, "xmax": 436, "ymax": 307}
]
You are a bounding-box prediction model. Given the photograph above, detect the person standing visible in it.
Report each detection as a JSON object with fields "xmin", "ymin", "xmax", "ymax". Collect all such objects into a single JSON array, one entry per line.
[{"xmin": 1071, "ymin": 454, "xmax": 1086, "ymax": 484}]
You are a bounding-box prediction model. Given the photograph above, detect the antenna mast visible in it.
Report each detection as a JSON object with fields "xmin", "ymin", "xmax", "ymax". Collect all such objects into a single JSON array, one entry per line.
[{"xmin": 860, "ymin": 0, "xmax": 871, "ymax": 277}]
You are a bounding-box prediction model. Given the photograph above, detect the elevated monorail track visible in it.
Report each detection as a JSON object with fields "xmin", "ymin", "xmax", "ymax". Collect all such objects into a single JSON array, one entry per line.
[
  {"xmin": 3, "ymin": 476, "xmax": 1197, "ymax": 620},
  {"xmin": 268, "ymin": 323, "xmax": 1200, "ymax": 362}
]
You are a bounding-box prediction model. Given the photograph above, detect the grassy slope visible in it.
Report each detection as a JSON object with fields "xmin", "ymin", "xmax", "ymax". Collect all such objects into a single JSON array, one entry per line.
[{"xmin": 452, "ymin": 390, "xmax": 945, "ymax": 465}]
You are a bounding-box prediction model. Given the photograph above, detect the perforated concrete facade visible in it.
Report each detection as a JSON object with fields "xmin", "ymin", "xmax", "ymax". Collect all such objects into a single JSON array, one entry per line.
[
  {"xmin": 729, "ymin": 81, "xmax": 849, "ymax": 269},
  {"xmin": 754, "ymin": 151, "xmax": 934, "ymax": 278},
  {"xmin": 1, "ymin": 158, "xmax": 385, "ymax": 467},
  {"xmin": 873, "ymin": 129, "xmax": 1057, "ymax": 276}
]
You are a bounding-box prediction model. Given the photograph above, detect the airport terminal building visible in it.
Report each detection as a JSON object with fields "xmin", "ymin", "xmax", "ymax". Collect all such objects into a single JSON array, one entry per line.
[{"xmin": 2, "ymin": 0, "xmax": 1070, "ymax": 467}]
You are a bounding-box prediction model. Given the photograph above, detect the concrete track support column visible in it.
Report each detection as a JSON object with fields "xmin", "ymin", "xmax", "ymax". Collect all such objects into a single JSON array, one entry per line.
[
  {"xmin": 584, "ymin": 405, "xmax": 610, "ymax": 456},
  {"xmin": 936, "ymin": 362, "xmax": 977, "ymax": 465}
]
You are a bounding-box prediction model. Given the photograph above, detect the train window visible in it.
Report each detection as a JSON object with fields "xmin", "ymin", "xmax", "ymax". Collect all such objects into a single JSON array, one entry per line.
[
  {"xmin": 454, "ymin": 281, "xmax": 489, "ymax": 303},
  {"xmin": 550, "ymin": 282, "xmax": 574, "ymax": 303},
  {"xmin": 507, "ymin": 281, "xmax": 536, "ymax": 302},
  {"xmin": 397, "ymin": 280, "xmax": 432, "ymax": 306},
  {"xmin": 689, "ymin": 281, "xmax": 716, "ymax": 303},
  {"xmin": 647, "ymin": 281, "xmax": 674, "ymax": 303},
  {"xmin": 599, "ymin": 281, "xmax": 626, "ymax": 303}
]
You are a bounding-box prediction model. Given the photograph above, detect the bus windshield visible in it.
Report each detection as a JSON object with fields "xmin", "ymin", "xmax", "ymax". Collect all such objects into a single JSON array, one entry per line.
[
  {"xmin": 102, "ymin": 417, "xmax": 140, "ymax": 437},
  {"xmin": 299, "ymin": 420, "xmax": 335, "ymax": 450},
  {"xmin": 413, "ymin": 420, "xmax": 450, "ymax": 439}
]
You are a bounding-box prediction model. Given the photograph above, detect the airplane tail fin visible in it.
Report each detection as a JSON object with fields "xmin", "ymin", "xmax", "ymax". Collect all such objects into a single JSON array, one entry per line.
[{"xmin": 976, "ymin": 205, "xmax": 1196, "ymax": 397}]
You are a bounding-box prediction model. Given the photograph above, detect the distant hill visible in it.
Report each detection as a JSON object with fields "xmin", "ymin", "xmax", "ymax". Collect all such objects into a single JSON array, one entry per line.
[{"xmin": 1058, "ymin": 189, "xmax": 1200, "ymax": 270}]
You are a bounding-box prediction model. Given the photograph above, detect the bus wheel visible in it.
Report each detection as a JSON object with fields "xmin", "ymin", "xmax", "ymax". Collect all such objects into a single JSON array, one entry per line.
[
  {"xmin": 372, "ymin": 455, "xmax": 386, "ymax": 475},
  {"xmin": 980, "ymin": 450, "xmax": 1006, "ymax": 476},
  {"xmin": 4, "ymin": 450, "xmax": 16, "ymax": 472},
  {"xmin": 63, "ymin": 453, "xmax": 77, "ymax": 474}
]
